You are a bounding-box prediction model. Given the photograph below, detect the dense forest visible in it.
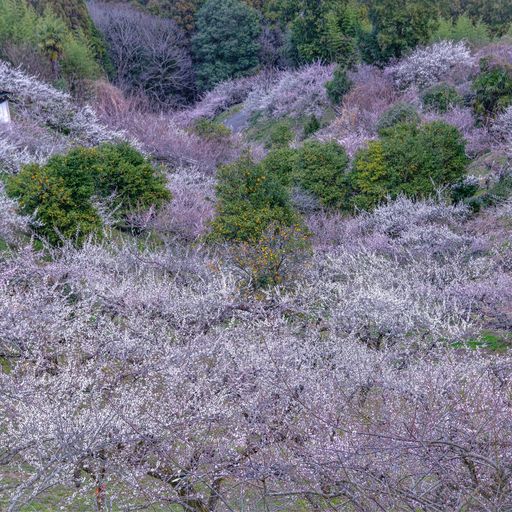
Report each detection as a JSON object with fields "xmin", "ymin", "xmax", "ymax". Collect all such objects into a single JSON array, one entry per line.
[
  {"xmin": 1, "ymin": 0, "xmax": 512, "ymax": 511},
  {"xmin": 2, "ymin": 0, "xmax": 512, "ymax": 101}
]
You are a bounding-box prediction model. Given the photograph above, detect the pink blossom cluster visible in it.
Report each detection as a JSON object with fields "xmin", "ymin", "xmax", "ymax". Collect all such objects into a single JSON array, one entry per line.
[{"xmin": 174, "ymin": 72, "xmax": 270, "ymax": 126}]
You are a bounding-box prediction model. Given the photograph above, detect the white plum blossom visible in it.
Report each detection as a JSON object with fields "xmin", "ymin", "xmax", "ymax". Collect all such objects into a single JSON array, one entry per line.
[
  {"xmin": 1, "ymin": 34, "xmax": 512, "ymax": 512},
  {"xmin": 245, "ymin": 62, "xmax": 335, "ymax": 119},
  {"xmin": 389, "ymin": 41, "xmax": 473, "ymax": 90},
  {"xmin": 0, "ymin": 60, "xmax": 130, "ymax": 173},
  {"xmin": 1, "ymin": 192, "xmax": 511, "ymax": 511},
  {"xmin": 492, "ymin": 105, "xmax": 512, "ymax": 143}
]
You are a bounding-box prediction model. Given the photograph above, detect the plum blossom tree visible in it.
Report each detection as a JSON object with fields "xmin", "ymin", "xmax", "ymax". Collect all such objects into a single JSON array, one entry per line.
[
  {"xmin": 1, "ymin": 27, "xmax": 512, "ymax": 512},
  {"xmin": 1, "ymin": 191, "xmax": 512, "ymax": 511},
  {"xmin": 0, "ymin": 60, "xmax": 129, "ymax": 174},
  {"xmin": 389, "ymin": 41, "xmax": 473, "ymax": 90}
]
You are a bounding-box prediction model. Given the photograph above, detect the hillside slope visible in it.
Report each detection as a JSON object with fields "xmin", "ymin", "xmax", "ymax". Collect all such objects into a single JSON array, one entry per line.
[{"xmin": 1, "ymin": 35, "xmax": 512, "ymax": 511}]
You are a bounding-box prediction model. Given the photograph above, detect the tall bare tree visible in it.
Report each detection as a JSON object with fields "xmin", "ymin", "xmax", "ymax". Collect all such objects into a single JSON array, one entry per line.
[{"xmin": 89, "ymin": 1, "xmax": 194, "ymax": 108}]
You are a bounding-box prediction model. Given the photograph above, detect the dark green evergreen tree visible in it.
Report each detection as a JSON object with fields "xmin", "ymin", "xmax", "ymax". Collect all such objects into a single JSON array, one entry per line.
[
  {"xmin": 192, "ymin": 0, "xmax": 261, "ymax": 91},
  {"xmin": 289, "ymin": 0, "xmax": 362, "ymax": 67},
  {"xmin": 362, "ymin": 0, "xmax": 441, "ymax": 64}
]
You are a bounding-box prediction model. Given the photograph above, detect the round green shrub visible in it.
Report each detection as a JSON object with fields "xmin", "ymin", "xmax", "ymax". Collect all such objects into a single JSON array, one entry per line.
[
  {"xmin": 259, "ymin": 147, "xmax": 296, "ymax": 187},
  {"xmin": 268, "ymin": 121, "xmax": 294, "ymax": 148},
  {"xmin": 422, "ymin": 84, "xmax": 463, "ymax": 113},
  {"xmin": 303, "ymin": 115, "xmax": 321, "ymax": 137},
  {"xmin": 193, "ymin": 118, "xmax": 232, "ymax": 141},
  {"xmin": 209, "ymin": 153, "xmax": 299, "ymax": 243},
  {"xmin": 292, "ymin": 140, "xmax": 350, "ymax": 208},
  {"xmin": 326, "ymin": 65, "xmax": 353, "ymax": 105},
  {"xmin": 230, "ymin": 223, "xmax": 311, "ymax": 289},
  {"xmin": 351, "ymin": 121, "xmax": 469, "ymax": 210},
  {"xmin": 472, "ymin": 59, "xmax": 512, "ymax": 122},
  {"xmin": 376, "ymin": 103, "xmax": 420, "ymax": 133},
  {"xmin": 6, "ymin": 143, "xmax": 171, "ymax": 245},
  {"xmin": 6, "ymin": 162, "xmax": 102, "ymax": 246},
  {"xmin": 90, "ymin": 143, "xmax": 171, "ymax": 214}
]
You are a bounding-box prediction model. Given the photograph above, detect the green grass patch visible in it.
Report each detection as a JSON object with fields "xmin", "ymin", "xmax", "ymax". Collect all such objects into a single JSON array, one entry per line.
[
  {"xmin": 0, "ymin": 471, "xmax": 182, "ymax": 512},
  {"xmin": 452, "ymin": 330, "xmax": 511, "ymax": 352},
  {"xmin": 245, "ymin": 109, "xmax": 335, "ymax": 148}
]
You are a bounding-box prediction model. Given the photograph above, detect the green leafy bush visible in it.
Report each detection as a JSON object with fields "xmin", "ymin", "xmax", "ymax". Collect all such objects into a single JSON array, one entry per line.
[
  {"xmin": 303, "ymin": 115, "xmax": 321, "ymax": 137},
  {"xmin": 259, "ymin": 147, "xmax": 296, "ymax": 187},
  {"xmin": 351, "ymin": 121, "xmax": 469, "ymax": 210},
  {"xmin": 209, "ymin": 153, "xmax": 299, "ymax": 243},
  {"xmin": 6, "ymin": 162, "xmax": 102, "ymax": 245},
  {"xmin": 257, "ymin": 141, "xmax": 350, "ymax": 209},
  {"xmin": 472, "ymin": 60, "xmax": 512, "ymax": 122},
  {"xmin": 268, "ymin": 120, "xmax": 294, "ymax": 148},
  {"xmin": 292, "ymin": 140, "xmax": 350, "ymax": 208},
  {"xmin": 376, "ymin": 103, "xmax": 420, "ymax": 133},
  {"xmin": 6, "ymin": 143, "xmax": 170, "ymax": 245},
  {"xmin": 230, "ymin": 223, "xmax": 311, "ymax": 289},
  {"xmin": 325, "ymin": 65, "xmax": 353, "ymax": 104},
  {"xmin": 193, "ymin": 118, "xmax": 231, "ymax": 141},
  {"xmin": 422, "ymin": 84, "xmax": 463, "ymax": 113},
  {"xmin": 87, "ymin": 143, "xmax": 171, "ymax": 214}
]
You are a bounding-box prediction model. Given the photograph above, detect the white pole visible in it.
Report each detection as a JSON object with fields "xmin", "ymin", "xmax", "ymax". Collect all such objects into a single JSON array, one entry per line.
[{"xmin": 0, "ymin": 100, "xmax": 11, "ymax": 124}]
